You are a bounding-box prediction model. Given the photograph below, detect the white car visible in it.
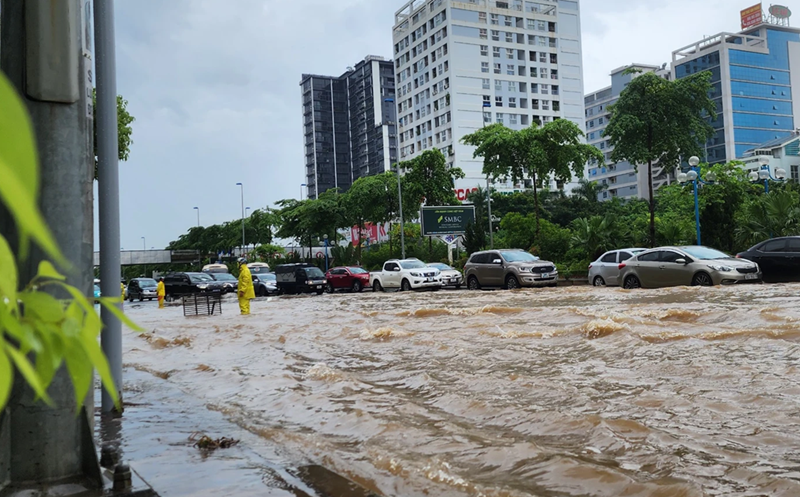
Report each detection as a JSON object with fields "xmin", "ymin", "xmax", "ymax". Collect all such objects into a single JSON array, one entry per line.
[
  {"xmin": 427, "ymin": 263, "xmax": 463, "ymax": 289},
  {"xmin": 371, "ymin": 259, "xmax": 442, "ymax": 292},
  {"xmin": 589, "ymin": 248, "xmax": 646, "ymax": 287}
]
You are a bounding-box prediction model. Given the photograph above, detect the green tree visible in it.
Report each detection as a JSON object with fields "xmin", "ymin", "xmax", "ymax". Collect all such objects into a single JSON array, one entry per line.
[
  {"xmin": 604, "ymin": 70, "xmax": 716, "ymax": 246},
  {"xmin": 462, "ymin": 222, "xmax": 486, "ymax": 255},
  {"xmin": 92, "ymin": 90, "xmax": 135, "ymax": 179},
  {"xmin": 572, "ymin": 178, "xmax": 607, "ymax": 203},
  {"xmin": 735, "ymin": 190, "xmax": 800, "ymax": 248},
  {"xmin": 399, "ymin": 149, "xmax": 465, "ymax": 211},
  {"xmin": 463, "ymin": 120, "xmax": 603, "ymax": 237},
  {"xmin": 570, "ymin": 216, "xmax": 615, "ymax": 260}
]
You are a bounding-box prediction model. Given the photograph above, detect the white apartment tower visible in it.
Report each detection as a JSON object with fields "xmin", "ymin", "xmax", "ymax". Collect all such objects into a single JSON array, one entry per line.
[{"xmin": 392, "ymin": 0, "xmax": 585, "ymax": 199}]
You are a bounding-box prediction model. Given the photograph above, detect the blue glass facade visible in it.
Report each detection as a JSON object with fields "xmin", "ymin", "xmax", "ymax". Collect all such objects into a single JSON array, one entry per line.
[{"xmin": 676, "ymin": 28, "xmax": 800, "ymax": 163}]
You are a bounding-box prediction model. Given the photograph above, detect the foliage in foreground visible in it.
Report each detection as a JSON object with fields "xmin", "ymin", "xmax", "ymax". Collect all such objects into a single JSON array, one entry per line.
[{"xmin": 0, "ymin": 72, "xmax": 137, "ymax": 411}]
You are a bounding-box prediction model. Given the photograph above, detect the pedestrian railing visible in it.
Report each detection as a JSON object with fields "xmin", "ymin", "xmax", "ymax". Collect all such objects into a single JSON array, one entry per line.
[{"xmin": 182, "ymin": 292, "xmax": 222, "ymax": 317}]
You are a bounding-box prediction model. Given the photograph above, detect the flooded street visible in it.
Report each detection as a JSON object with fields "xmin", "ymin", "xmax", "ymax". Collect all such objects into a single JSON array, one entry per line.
[{"xmin": 121, "ymin": 285, "xmax": 800, "ymax": 497}]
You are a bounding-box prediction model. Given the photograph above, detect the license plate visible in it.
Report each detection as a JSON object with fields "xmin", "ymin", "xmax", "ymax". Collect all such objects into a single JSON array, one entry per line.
[
  {"xmin": 745, "ymin": 273, "xmax": 758, "ymax": 280},
  {"xmin": 427, "ymin": 277, "xmax": 435, "ymax": 282},
  {"xmin": 541, "ymin": 273, "xmax": 549, "ymax": 278}
]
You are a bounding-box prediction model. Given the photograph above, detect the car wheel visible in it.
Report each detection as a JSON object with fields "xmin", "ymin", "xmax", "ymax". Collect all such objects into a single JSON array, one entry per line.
[
  {"xmin": 505, "ymin": 275, "xmax": 520, "ymax": 290},
  {"xmin": 325, "ymin": 282, "xmax": 334, "ymax": 294},
  {"xmin": 401, "ymin": 279, "xmax": 412, "ymax": 292},
  {"xmin": 623, "ymin": 275, "xmax": 641, "ymax": 290},
  {"xmin": 373, "ymin": 281, "xmax": 384, "ymax": 292},
  {"xmin": 692, "ymin": 272, "xmax": 714, "ymax": 287},
  {"xmin": 467, "ymin": 276, "xmax": 480, "ymax": 291},
  {"xmin": 352, "ymin": 280, "xmax": 362, "ymax": 293},
  {"xmin": 593, "ymin": 276, "xmax": 606, "ymax": 287}
]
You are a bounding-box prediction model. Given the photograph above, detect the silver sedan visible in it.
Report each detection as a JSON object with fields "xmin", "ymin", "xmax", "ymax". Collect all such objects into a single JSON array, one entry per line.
[
  {"xmin": 589, "ymin": 248, "xmax": 646, "ymax": 287},
  {"xmin": 619, "ymin": 246, "xmax": 762, "ymax": 289}
]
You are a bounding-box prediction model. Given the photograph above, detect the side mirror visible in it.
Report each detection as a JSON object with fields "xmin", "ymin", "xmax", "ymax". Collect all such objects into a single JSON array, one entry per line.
[{"xmin": 675, "ymin": 258, "xmax": 687, "ymax": 265}]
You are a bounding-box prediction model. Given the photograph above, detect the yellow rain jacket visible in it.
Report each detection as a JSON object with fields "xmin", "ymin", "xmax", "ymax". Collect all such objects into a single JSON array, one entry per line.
[
  {"xmin": 157, "ymin": 280, "xmax": 166, "ymax": 298},
  {"xmin": 238, "ymin": 265, "xmax": 255, "ymax": 300}
]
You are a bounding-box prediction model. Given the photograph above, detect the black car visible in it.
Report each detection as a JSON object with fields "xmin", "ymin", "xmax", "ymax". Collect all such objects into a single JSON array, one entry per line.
[
  {"xmin": 737, "ymin": 237, "xmax": 800, "ymax": 283},
  {"xmin": 275, "ymin": 264, "xmax": 327, "ymax": 295},
  {"xmin": 209, "ymin": 272, "xmax": 239, "ymax": 294},
  {"xmin": 163, "ymin": 272, "xmax": 225, "ymax": 300},
  {"xmin": 127, "ymin": 278, "xmax": 158, "ymax": 302}
]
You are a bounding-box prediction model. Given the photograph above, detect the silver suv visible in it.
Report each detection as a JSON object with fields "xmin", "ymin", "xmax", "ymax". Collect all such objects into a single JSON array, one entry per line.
[{"xmin": 464, "ymin": 249, "xmax": 558, "ymax": 290}]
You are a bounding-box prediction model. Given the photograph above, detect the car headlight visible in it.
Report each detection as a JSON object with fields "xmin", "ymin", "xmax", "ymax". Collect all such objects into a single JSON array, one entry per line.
[
  {"xmin": 410, "ymin": 272, "xmax": 421, "ymax": 277},
  {"xmin": 322, "ymin": 279, "xmax": 327, "ymax": 284},
  {"xmin": 708, "ymin": 265, "xmax": 733, "ymax": 272},
  {"xmin": 197, "ymin": 284, "xmax": 208, "ymax": 289}
]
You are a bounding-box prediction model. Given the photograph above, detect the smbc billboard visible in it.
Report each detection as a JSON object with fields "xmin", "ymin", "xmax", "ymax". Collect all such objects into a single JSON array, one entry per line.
[{"xmin": 420, "ymin": 206, "xmax": 476, "ymax": 236}]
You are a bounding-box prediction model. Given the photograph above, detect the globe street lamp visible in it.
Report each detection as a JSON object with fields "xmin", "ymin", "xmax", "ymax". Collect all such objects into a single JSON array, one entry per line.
[
  {"xmin": 677, "ymin": 156, "xmax": 716, "ymax": 245},
  {"xmin": 323, "ymin": 234, "xmax": 329, "ymax": 272},
  {"xmin": 193, "ymin": 206, "xmax": 200, "ymax": 227},
  {"xmin": 749, "ymin": 156, "xmax": 787, "ymax": 193}
]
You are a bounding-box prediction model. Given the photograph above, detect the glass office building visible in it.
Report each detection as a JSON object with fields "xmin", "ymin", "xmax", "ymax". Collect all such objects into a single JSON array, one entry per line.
[{"xmin": 673, "ymin": 25, "xmax": 800, "ymax": 163}]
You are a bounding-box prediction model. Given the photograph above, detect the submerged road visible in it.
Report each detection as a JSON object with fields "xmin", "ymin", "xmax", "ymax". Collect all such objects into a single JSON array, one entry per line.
[{"xmin": 119, "ymin": 284, "xmax": 800, "ymax": 496}]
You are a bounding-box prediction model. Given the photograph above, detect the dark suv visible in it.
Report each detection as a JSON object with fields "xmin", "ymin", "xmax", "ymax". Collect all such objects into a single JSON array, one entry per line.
[
  {"xmin": 275, "ymin": 264, "xmax": 327, "ymax": 295},
  {"xmin": 163, "ymin": 272, "xmax": 225, "ymax": 300},
  {"xmin": 464, "ymin": 249, "xmax": 558, "ymax": 290},
  {"xmin": 127, "ymin": 278, "xmax": 158, "ymax": 302}
]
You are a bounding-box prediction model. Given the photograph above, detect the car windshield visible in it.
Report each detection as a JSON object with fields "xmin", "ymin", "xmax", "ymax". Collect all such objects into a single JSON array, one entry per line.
[
  {"xmin": 348, "ymin": 267, "xmax": 368, "ymax": 274},
  {"xmin": 189, "ymin": 273, "xmax": 214, "ymax": 283},
  {"xmin": 682, "ymin": 247, "xmax": 731, "ymax": 261},
  {"xmin": 138, "ymin": 279, "xmax": 157, "ymax": 288},
  {"xmin": 212, "ymin": 273, "xmax": 237, "ymax": 282},
  {"xmin": 428, "ymin": 263, "xmax": 451, "ymax": 271},
  {"xmin": 400, "ymin": 260, "xmax": 426, "ymax": 269},
  {"xmin": 261, "ymin": 274, "xmax": 276, "ymax": 282},
  {"xmin": 500, "ymin": 251, "xmax": 539, "ymax": 263},
  {"xmin": 305, "ymin": 267, "xmax": 326, "ymax": 279},
  {"xmin": 249, "ymin": 265, "xmax": 271, "ymax": 274},
  {"xmin": 682, "ymin": 247, "xmax": 732, "ymax": 260}
]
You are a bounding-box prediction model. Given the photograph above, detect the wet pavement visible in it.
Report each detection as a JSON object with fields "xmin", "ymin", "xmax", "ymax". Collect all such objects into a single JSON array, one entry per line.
[{"xmin": 115, "ymin": 285, "xmax": 800, "ymax": 496}]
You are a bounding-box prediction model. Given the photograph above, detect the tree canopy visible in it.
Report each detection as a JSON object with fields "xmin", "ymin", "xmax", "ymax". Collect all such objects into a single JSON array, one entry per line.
[{"xmin": 93, "ymin": 90, "xmax": 135, "ymax": 180}]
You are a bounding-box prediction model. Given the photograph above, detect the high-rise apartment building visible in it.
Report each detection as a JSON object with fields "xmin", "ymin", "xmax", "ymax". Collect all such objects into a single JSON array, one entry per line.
[
  {"xmin": 584, "ymin": 64, "xmax": 673, "ymax": 201},
  {"xmin": 673, "ymin": 23, "xmax": 800, "ymax": 164},
  {"xmin": 392, "ymin": 0, "xmax": 585, "ymax": 199},
  {"xmin": 300, "ymin": 56, "xmax": 398, "ymax": 199}
]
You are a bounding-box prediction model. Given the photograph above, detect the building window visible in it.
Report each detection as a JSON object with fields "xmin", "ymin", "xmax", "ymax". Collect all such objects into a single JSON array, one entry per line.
[
  {"xmin": 531, "ymin": 83, "xmax": 538, "ymax": 93},
  {"xmin": 483, "ymin": 95, "xmax": 491, "ymax": 105},
  {"xmin": 542, "ymin": 100, "xmax": 549, "ymax": 110},
  {"xmin": 497, "ymin": 112, "xmax": 504, "ymax": 124},
  {"xmin": 495, "ymin": 96, "xmax": 503, "ymax": 107},
  {"xmin": 527, "ymin": 19, "xmax": 535, "ymax": 30},
  {"xmin": 506, "ymin": 48, "xmax": 515, "ymax": 59},
  {"xmin": 480, "ymin": 45, "xmax": 488, "ymax": 56},
  {"xmin": 492, "ymin": 30, "xmax": 500, "ymax": 41},
  {"xmin": 479, "ymin": 12, "xmax": 487, "ymax": 23},
  {"xmin": 541, "ymin": 84, "xmax": 549, "ymax": 95},
  {"xmin": 504, "ymin": 16, "xmax": 512, "ymax": 27},
  {"xmin": 483, "ymin": 111, "xmax": 492, "ymax": 123},
  {"xmin": 494, "ymin": 63, "xmax": 501, "ymax": 74},
  {"xmin": 510, "ymin": 114, "xmax": 518, "ymax": 124},
  {"xmin": 508, "ymin": 81, "xmax": 516, "ymax": 92},
  {"xmin": 495, "ymin": 79, "xmax": 503, "ymax": 90},
  {"xmin": 481, "ymin": 62, "xmax": 489, "ymax": 73},
  {"xmin": 540, "ymin": 68, "xmax": 548, "ymax": 79},
  {"xmin": 530, "ymin": 67, "xmax": 537, "ymax": 78},
  {"xmin": 491, "ymin": 13, "xmax": 499, "ymax": 25},
  {"xmin": 539, "ymin": 52, "xmax": 547, "ymax": 63},
  {"xmin": 792, "ymin": 165, "xmax": 799, "ymax": 183},
  {"xmin": 509, "ymin": 97, "xmax": 517, "ymax": 108},
  {"xmin": 480, "ymin": 29, "xmax": 488, "ymax": 39},
  {"xmin": 507, "ymin": 65, "xmax": 515, "ymax": 75},
  {"xmin": 505, "ymin": 32, "xmax": 514, "ymax": 43},
  {"xmin": 493, "ymin": 46, "xmax": 501, "ymax": 57},
  {"xmin": 482, "ymin": 78, "xmax": 490, "ymax": 89}
]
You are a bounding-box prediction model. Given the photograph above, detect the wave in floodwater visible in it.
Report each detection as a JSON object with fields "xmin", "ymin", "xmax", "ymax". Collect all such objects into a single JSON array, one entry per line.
[{"xmin": 121, "ymin": 284, "xmax": 800, "ymax": 496}]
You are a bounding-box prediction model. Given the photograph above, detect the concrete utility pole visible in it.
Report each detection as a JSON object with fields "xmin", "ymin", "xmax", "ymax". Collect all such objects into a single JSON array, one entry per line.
[{"xmin": 0, "ymin": 0, "xmax": 102, "ymax": 491}]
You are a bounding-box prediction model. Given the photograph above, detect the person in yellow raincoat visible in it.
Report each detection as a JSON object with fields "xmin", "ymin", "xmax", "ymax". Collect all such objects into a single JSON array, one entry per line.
[
  {"xmin": 157, "ymin": 277, "xmax": 166, "ymax": 309},
  {"xmin": 120, "ymin": 281, "xmax": 126, "ymax": 304},
  {"xmin": 237, "ymin": 258, "xmax": 255, "ymax": 315}
]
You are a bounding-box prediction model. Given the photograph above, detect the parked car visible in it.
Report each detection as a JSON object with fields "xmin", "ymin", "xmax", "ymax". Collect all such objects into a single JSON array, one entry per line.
[
  {"xmin": 202, "ymin": 263, "xmax": 229, "ymax": 274},
  {"xmin": 464, "ymin": 250, "xmax": 557, "ymax": 290},
  {"xmin": 248, "ymin": 262, "xmax": 272, "ymax": 275},
  {"xmin": 325, "ymin": 266, "xmax": 370, "ymax": 293},
  {"xmin": 93, "ymin": 284, "xmax": 101, "ymax": 299},
  {"xmin": 427, "ymin": 263, "xmax": 463, "ymax": 289},
  {"xmin": 589, "ymin": 248, "xmax": 646, "ymax": 287},
  {"xmin": 163, "ymin": 272, "xmax": 225, "ymax": 300},
  {"xmin": 619, "ymin": 246, "xmax": 761, "ymax": 289},
  {"xmin": 275, "ymin": 264, "xmax": 327, "ymax": 295},
  {"xmin": 737, "ymin": 236, "xmax": 800, "ymax": 283},
  {"xmin": 370, "ymin": 259, "xmax": 442, "ymax": 292},
  {"xmin": 253, "ymin": 273, "xmax": 278, "ymax": 296},
  {"xmin": 126, "ymin": 278, "xmax": 158, "ymax": 301},
  {"xmin": 209, "ymin": 272, "xmax": 239, "ymax": 294}
]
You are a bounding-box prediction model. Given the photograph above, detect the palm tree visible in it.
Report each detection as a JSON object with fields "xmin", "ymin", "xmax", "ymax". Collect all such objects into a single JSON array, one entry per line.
[
  {"xmin": 657, "ymin": 218, "xmax": 693, "ymax": 246},
  {"xmin": 736, "ymin": 191, "xmax": 800, "ymax": 248},
  {"xmin": 570, "ymin": 216, "xmax": 613, "ymax": 259},
  {"xmin": 572, "ymin": 179, "xmax": 607, "ymax": 203}
]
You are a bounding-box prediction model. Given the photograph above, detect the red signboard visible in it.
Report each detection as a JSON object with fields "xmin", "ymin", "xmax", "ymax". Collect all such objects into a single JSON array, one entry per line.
[
  {"xmin": 741, "ymin": 3, "xmax": 763, "ymax": 29},
  {"xmin": 769, "ymin": 5, "xmax": 791, "ymax": 19}
]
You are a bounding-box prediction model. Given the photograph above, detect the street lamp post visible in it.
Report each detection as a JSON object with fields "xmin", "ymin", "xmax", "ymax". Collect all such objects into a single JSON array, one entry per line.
[
  {"xmin": 300, "ymin": 183, "xmax": 307, "ymax": 200},
  {"xmin": 748, "ymin": 156, "xmax": 787, "ymax": 194},
  {"xmin": 236, "ymin": 182, "xmax": 245, "ymax": 252},
  {"xmin": 486, "ymin": 176, "xmax": 494, "ymax": 249},
  {"xmin": 677, "ymin": 156, "xmax": 717, "ymax": 246},
  {"xmin": 394, "ymin": 166, "xmax": 406, "ymax": 259},
  {"xmin": 193, "ymin": 206, "xmax": 200, "ymax": 227},
  {"xmin": 141, "ymin": 236, "xmax": 147, "ymax": 278},
  {"xmin": 323, "ymin": 234, "xmax": 329, "ymax": 272}
]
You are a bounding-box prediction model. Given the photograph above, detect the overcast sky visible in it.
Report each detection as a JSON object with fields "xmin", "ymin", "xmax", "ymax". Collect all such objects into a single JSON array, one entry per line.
[{"xmin": 105, "ymin": 0, "xmax": 760, "ymax": 249}]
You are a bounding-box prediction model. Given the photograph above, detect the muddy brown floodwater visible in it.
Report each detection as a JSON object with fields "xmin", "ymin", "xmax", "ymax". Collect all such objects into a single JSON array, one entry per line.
[{"xmin": 121, "ymin": 284, "xmax": 800, "ymax": 497}]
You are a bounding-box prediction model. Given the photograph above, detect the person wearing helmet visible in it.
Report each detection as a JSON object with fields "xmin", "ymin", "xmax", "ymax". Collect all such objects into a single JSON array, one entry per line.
[
  {"xmin": 157, "ymin": 277, "xmax": 166, "ymax": 309},
  {"xmin": 237, "ymin": 258, "xmax": 255, "ymax": 315}
]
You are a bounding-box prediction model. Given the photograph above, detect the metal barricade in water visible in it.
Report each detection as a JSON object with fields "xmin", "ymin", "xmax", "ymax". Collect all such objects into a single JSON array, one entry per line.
[{"xmin": 182, "ymin": 292, "xmax": 222, "ymax": 317}]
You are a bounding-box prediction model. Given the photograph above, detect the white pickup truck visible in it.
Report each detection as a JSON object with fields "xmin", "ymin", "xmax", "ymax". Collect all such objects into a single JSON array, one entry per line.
[{"xmin": 370, "ymin": 259, "xmax": 442, "ymax": 292}]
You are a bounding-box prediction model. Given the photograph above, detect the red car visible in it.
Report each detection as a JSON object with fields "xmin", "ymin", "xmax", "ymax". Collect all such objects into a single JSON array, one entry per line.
[{"xmin": 325, "ymin": 266, "xmax": 370, "ymax": 293}]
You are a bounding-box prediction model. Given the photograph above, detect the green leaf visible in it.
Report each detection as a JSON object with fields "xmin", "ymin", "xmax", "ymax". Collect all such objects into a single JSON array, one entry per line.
[
  {"xmin": 5, "ymin": 345, "xmax": 51, "ymax": 405},
  {"xmin": 0, "ymin": 73, "xmax": 65, "ymax": 266},
  {"xmin": 36, "ymin": 261, "xmax": 66, "ymax": 281},
  {"xmin": 19, "ymin": 292, "xmax": 65, "ymax": 324},
  {"xmin": 64, "ymin": 334, "xmax": 92, "ymax": 410},
  {"xmin": 0, "ymin": 235, "xmax": 17, "ymax": 308},
  {"xmin": 79, "ymin": 330, "xmax": 119, "ymax": 409},
  {"xmin": 97, "ymin": 297, "xmax": 143, "ymax": 332},
  {"xmin": 0, "ymin": 347, "xmax": 12, "ymax": 410}
]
